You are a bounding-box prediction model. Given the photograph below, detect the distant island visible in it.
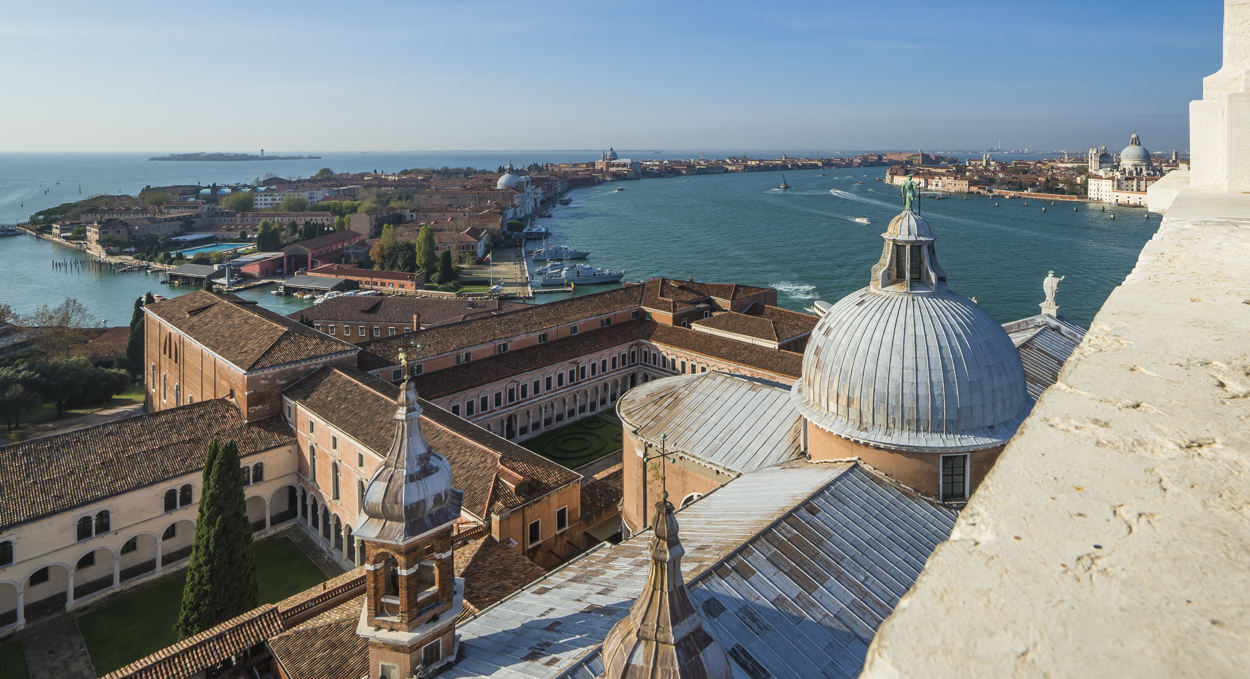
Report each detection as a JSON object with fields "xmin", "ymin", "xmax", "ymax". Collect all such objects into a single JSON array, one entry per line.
[{"xmin": 148, "ymin": 152, "xmax": 321, "ymax": 161}]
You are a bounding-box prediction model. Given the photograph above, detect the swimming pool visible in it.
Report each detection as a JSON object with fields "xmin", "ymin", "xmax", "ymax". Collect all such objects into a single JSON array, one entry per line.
[{"xmin": 174, "ymin": 242, "xmax": 254, "ymax": 256}]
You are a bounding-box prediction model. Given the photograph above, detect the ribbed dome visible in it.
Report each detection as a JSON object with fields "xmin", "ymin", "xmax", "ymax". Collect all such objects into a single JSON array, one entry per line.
[
  {"xmin": 354, "ymin": 380, "xmax": 463, "ymax": 544},
  {"xmin": 792, "ymin": 209, "xmax": 1030, "ymax": 453},
  {"xmin": 1120, "ymin": 132, "xmax": 1150, "ymax": 165},
  {"xmin": 497, "ymin": 162, "xmax": 520, "ymax": 190},
  {"xmin": 607, "ymin": 147, "xmax": 618, "ymax": 161}
]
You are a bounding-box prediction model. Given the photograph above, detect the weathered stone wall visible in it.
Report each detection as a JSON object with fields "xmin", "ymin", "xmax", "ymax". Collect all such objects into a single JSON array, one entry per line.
[{"xmin": 859, "ymin": 190, "xmax": 1250, "ymax": 677}]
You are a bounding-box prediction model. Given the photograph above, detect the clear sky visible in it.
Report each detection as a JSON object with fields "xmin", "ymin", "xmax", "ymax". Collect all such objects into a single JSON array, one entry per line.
[{"xmin": 0, "ymin": 1, "xmax": 1221, "ymax": 153}]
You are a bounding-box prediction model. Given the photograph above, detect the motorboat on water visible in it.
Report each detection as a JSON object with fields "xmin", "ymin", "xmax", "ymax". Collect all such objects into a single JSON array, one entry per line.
[
  {"xmin": 856, "ymin": 181, "xmax": 865, "ymax": 185},
  {"xmin": 540, "ymin": 263, "xmax": 624, "ymax": 286},
  {"xmin": 558, "ymin": 197, "xmax": 572, "ymax": 205},
  {"xmin": 778, "ymin": 174, "xmax": 791, "ymax": 190},
  {"xmin": 522, "ymin": 223, "xmax": 552, "ymax": 240},
  {"xmin": 614, "ymin": 187, "xmax": 625, "ymax": 192},
  {"xmin": 853, "ymin": 217, "xmax": 872, "ymax": 225},
  {"xmin": 529, "ymin": 245, "xmax": 589, "ymax": 261}
]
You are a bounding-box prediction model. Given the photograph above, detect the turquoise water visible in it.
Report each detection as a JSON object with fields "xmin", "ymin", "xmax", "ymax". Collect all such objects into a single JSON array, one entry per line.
[
  {"xmin": 175, "ymin": 243, "xmax": 252, "ymax": 255},
  {"xmin": 0, "ymin": 154, "xmax": 1159, "ymax": 328}
]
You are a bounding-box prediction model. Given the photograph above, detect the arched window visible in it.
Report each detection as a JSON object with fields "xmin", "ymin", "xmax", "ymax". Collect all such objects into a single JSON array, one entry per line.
[
  {"xmin": 321, "ymin": 506, "xmax": 331, "ymax": 540},
  {"xmin": 241, "ymin": 465, "xmax": 251, "ymax": 486},
  {"xmin": 161, "ymin": 374, "xmax": 167, "ymax": 402},
  {"xmin": 179, "ymin": 484, "xmax": 193, "ymax": 506},
  {"xmin": 345, "ymin": 526, "xmax": 355, "ymax": 562},
  {"xmin": 300, "ymin": 488, "xmax": 308, "ymax": 519},
  {"xmin": 332, "ymin": 462, "xmax": 340, "ymax": 501},
  {"xmin": 77, "ymin": 516, "xmax": 93, "ymax": 541},
  {"xmin": 309, "ymin": 446, "xmax": 318, "ymax": 483},
  {"xmin": 333, "ymin": 516, "xmax": 343, "ymax": 550},
  {"xmin": 95, "ymin": 510, "xmax": 110, "ymax": 534},
  {"xmin": 174, "ymin": 383, "xmax": 180, "ymax": 405},
  {"xmin": 357, "ymin": 480, "xmax": 366, "ymax": 511},
  {"xmin": 384, "ymin": 556, "xmax": 399, "ymax": 597},
  {"xmin": 0, "ymin": 540, "xmax": 12, "ymax": 567},
  {"xmin": 162, "ymin": 524, "xmax": 176, "ymax": 540},
  {"xmin": 164, "ymin": 489, "xmax": 178, "ymax": 512},
  {"xmin": 310, "ymin": 500, "xmax": 320, "ymax": 530},
  {"xmin": 252, "ymin": 463, "xmax": 264, "ymax": 483}
]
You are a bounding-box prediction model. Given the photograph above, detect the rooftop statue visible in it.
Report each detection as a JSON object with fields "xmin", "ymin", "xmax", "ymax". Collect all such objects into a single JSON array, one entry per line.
[
  {"xmin": 1043, "ymin": 270, "xmax": 1064, "ymax": 307},
  {"xmin": 901, "ymin": 175, "xmax": 919, "ymax": 212}
]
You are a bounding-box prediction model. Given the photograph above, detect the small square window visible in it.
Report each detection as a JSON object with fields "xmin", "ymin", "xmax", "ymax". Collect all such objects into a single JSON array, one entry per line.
[
  {"xmin": 372, "ymin": 327, "xmax": 380, "ymax": 337},
  {"xmin": 392, "ymin": 369, "xmax": 402, "ymax": 381},
  {"xmin": 631, "ymin": 310, "xmax": 639, "ymax": 320},
  {"xmin": 328, "ymin": 325, "xmax": 336, "ymax": 335},
  {"xmin": 343, "ymin": 326, "xmax": 352, "ymax": 337},
  {"xmin": 601, "ymin": 317, "xmax": 611, "ymax": 328},
  {"xmin": 451, "ymin": 403, "xmax": 460, "ymax": 416},
  {"xmin": 538, "ymin": 332, "xmax": 548, "ymax": 343},
  {"xmin": 458, "ymin": 352, "xmax": 471, "ymax": 364},
  {"xmin": 570, "ymin": 325, "xmax": 578, "ymax": 335},
  {"xmin": 497, "ymin": 343, "xmax": 509, "ymax": 354},
  {"xmin": 412, "ymin": 364, "xmax": 423, "ymax": 376},
  {"xmin": 358, "ymin": 326, "xmax": 366, "ymax": 336}
]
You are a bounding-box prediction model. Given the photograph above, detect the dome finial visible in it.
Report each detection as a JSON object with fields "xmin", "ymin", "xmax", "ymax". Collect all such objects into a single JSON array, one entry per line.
[{"xmin": 601, "ymin": 499, "xmax": 732, "ymax": 679}]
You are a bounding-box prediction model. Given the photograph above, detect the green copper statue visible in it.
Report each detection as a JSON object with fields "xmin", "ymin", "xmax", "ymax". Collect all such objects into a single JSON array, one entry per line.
[{"xmin": 900, "ymin": 175, "xmax": 919, "ymax": 212}]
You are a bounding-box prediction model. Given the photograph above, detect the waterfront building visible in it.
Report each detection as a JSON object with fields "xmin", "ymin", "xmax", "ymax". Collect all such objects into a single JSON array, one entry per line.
[
  {"xmin": 1086, "ymin": 132, "xmax": 1164, "ymax": 205},
  {"xmin": 304, "ymin": 263, "xmax": 427, "ymax": 295},
  {"xmin": 280, "ymin": 230, "xmax": 363, "ymax": 274},
  {"xmin": 291, "ymin": 296, "xmax": 526, "ymax": 343}
]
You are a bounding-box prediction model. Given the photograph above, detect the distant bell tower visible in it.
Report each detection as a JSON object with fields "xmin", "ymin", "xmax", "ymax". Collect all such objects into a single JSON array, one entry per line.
[{"xmin": 354, "ymin": 371, "xmax": 465, "ymax": 679}]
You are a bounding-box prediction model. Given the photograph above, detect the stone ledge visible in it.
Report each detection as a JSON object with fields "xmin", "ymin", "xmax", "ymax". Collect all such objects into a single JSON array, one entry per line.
[{"xmin": 859, "ymin": 190, "xmax": 1250, "ymax": 678}]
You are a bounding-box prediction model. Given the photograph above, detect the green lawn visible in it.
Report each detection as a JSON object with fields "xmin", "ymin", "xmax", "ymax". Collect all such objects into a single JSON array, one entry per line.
[
  {"xmin": 17, "ymin": 383, "xmax": 146, "ymax": 427},
  {"xmin": 76, "ymin": 537, "xmax": 327, "ymax": 676},
  {"xmin": 522, "ymin": 415, "xmax": 623, "ymax": 469},
  {"xmin": 0, "ymin": 640, "xmax": 29, "ymax": 679}
]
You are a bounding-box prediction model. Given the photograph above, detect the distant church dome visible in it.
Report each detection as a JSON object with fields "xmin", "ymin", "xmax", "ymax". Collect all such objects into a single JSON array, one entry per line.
[
  {"xmin": 497, "ymin": 162, "xmax": 520, "ymax": 190},
  {"xmin": 607, "ymin": 147, "xmax": 618, "ymax": 161},
  {"xmin": 1120, "ymin": 132, "xmax": 1151, "ymax": 166},
  {"xmin": 791, "ymin": 209, "xmax": 1030, "ymax": 452}
]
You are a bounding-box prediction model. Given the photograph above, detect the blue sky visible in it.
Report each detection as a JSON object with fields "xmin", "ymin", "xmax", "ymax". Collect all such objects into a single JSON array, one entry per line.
[{"xmin": 0, "ymin": 1, "xmax": 1221, "ymax": 152}]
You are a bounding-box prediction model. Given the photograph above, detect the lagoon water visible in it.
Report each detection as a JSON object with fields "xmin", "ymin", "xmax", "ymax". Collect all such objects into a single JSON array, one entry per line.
[{"xmin": 0, "ymin": 152, "xmax": 1158, "ymax": 328}]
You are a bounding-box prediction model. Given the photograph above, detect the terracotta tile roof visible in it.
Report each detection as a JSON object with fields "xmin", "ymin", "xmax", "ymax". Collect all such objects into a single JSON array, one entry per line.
[
  {"xmin": 283, "ymin": 367, "xmax": 581, "ymax": 519},
  {"xmin": 641, "ymin": 278, "xmax": 774, "ymax": 313},
  {"xmin": 102, "ymin": 605, "xmax": 284, "ymax": 679},
  {"xmin": 409, "ymin": 320, "xmax": 644, "ymax": 398},
  {"xmin": 641, "ymin": 321, "xmax": 804, "ymax": 379},
  {"xmin": 0, "ymin": 400, "xmax": 293, "ymax": 531},
  {"xmin": 456, "ymin": 535, "xmax": 547, "ymax": 618},
  {"xmin": 268, "ymin": 599, "xmax": 366, "ymax": 679},
  {"xmin": 356, "ymin": 285, "xmax": 646, "ymax": 371},
  {"xmin": 288, "ymin": 296, "xmax": 525, "ymax": 328},
  {"xmin": 580, "ymin": 465, "xmax": 624, "ymax": 517},
  {"xmin": 144, "ymin": 291, "xmax": 357, "ymax": 371},
  {"xmin": 307, "ymin": 263, "xmax": 422, "ymax": 283},
  {"xmin": 70, "ymin": 326, "xmax": 130, "ymax": 364},
  {"xmin": 692, "ymin": 304, "xmax": 817, "ymax": 344},
  {"xmin": 281, "ymin": 230, "xmax": 360, "ymax": 252}
]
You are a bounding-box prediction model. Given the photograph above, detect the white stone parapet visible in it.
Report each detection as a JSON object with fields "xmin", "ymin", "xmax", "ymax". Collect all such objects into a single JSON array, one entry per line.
[{"xmin": 859, "ymin": 188, "xmax": 1250, "ymax": 677}]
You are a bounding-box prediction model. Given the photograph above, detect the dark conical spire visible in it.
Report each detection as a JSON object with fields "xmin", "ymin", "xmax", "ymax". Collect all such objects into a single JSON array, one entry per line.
[{"xmin": 600, "ymin": 500, "xmax": 731, "ymax": 679}]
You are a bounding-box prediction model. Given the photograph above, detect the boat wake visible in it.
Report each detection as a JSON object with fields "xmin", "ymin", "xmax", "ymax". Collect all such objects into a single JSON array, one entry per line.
[
  {"xmin": 771, "ymin": 281, "xmax": 818, "ymax": 300},
  {"xmin": 828, "ymin": 189, "xmax": 897, "ymax": 210}
]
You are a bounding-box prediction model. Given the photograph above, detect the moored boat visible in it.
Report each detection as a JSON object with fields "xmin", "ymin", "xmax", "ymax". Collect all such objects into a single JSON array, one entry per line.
[
  {"xmin": 540, "ymin": 263, "xmax": 624, "ymax": 286},
  {"xmin": 522, "ymin": 223, "xmax": 552, "ymax": 240},
  {"xmin": 0, "ymin": 225, "xmax": 21, "ymax": 236},
  {"xmin": 529, "ymin": 245, "xmax": 590, "ymax": 261}
]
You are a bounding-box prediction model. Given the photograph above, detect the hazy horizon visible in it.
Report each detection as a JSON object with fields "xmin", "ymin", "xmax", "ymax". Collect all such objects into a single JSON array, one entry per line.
[{"xmin": 1, "ymin": 1, "xmax": 1221, "ymax": 154}]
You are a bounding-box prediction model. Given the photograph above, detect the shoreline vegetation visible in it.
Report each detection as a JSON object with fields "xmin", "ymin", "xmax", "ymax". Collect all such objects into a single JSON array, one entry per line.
[{"xmin": 147, "ymin": 152, "xmax": 321, "ymax": 161}]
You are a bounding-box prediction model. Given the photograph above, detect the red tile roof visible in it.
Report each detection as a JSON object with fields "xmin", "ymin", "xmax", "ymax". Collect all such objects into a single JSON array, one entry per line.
[{"xmin": 102, "ymin": 605, "xmax": 284, "ymax": 679}]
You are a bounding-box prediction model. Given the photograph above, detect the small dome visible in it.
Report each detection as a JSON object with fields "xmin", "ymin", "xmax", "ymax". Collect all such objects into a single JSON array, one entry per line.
[
  {"xmin": 354, "ymin": 381, "xmax": 463, "ymax": 544},
  {"xmin": 1120, "ymin": 132, "xmax": 1151, "ymax": 165},
  {"xmin": 607, "ymin": 147, "xmax": 618, "ymax": 161},
  {"xmin": 497, "ymin": 161, "xmax": 519, "ymax": 190}
]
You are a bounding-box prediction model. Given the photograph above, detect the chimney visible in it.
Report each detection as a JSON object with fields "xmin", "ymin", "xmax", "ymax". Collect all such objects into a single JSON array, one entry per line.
[{"xmin": 412, "ymin": 313, "xmax": 420, "ymax": 331}]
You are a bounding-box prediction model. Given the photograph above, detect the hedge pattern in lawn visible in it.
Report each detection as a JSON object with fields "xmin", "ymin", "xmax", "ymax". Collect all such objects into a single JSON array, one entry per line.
[{"xmin": 523, "ymin": 417, "xmax": 623, "ymax": 469}]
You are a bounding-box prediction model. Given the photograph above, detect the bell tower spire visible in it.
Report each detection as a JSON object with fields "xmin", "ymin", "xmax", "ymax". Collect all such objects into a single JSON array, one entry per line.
[{"xmin": 354, "ymin": 375, "xmax": 465, "ymax": 679}]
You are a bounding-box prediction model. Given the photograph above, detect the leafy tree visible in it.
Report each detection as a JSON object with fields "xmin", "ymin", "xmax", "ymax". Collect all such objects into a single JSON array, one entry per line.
[
  {"xmin": 415, "ymin": 225, "xmax": 437, "ymax": 275},
  {"xmin": 202, "ymin": 275, "xmax": 215, "ymax": 292},
  {"xmin": 191, "ymin": 253, "xmax": 212, "ymax": 265},
  {"xmin": 20, "ymin": 299, "xmax": 98, "ymax": 360},
  {"xmin": 298, "ymin": 313, "xmax": 315, "ymax": 328},
  {"xmin": 313, "ymin": 168, "xmax": 334, "ymax": 179},
  {"xmin": 220, "ymin": 191, "xmax": 254, "ymax": 212},
  {"xmin": 256, "ymin": 221, "xmax": 283, "ymax": 252},
  {"xmin": 123, "ymin": 296, "xmax": 145, "ymax": 378},
  {"xmin": 139, "ymin": 187, "xmax": 172, "ymax": 206},
  {"xmin": 437, "ymin": 250, "xmax": 457, "ymax": 284},
  {"xmin": 277, "ymin": 194, "xmax": 310, "ymax": 213},
  {"xmin": 144, "ymin": 292, "xmax": 156, "ymax": 305},
  {"xmin": 174, "ymin": 439, "xmax": 259, "ymax": 639},
  {"xmin": 29, "ymin": 358, "xmax": 128, "ymax": 417},
  {"xmin": 0, "ymin": 366, "xmax": 41, "ymax": 432}
]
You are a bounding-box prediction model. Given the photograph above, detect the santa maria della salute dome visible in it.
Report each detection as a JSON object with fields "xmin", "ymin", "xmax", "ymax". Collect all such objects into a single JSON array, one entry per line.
[{"xmin": 793, "ymin": 204, "xmax": 1032, "ymax": 499}]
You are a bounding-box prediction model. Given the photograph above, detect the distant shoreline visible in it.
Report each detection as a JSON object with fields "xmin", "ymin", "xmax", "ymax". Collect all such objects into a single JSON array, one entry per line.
[{"xmin": 148, "ymin": 152, "xmax": 322, "ymax": 162}]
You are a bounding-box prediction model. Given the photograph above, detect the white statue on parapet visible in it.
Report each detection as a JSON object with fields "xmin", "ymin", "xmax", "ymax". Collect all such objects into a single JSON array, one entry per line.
[{"xmin": 1041, "ymin": 270, "xmax": 1064, "ymax": 316}]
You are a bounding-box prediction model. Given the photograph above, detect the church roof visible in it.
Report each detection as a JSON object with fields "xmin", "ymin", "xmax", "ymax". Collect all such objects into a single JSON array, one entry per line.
[
  {"xmin": 0, "ymin": 400, "xmax": 292, "ymax": 532},
  {"xmin": 1002, "ymin": 314, "xmax": 1087, "ymax": 400},
  {"xmin": 144, "ymin": 291, "xmax": 357, "ymax": 372},
  {"xmin": 617, "ymin": 371, "xmax": 802, "ymax": 474},
  {"xmin": 441, "ymin": 461, "xmax": 956, "ymax": 679}
]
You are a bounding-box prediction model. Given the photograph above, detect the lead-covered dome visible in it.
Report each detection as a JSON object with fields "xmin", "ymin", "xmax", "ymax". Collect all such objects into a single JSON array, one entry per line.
[
  {"xmin": 792, "ymin": 209, "xmax": 1030, "ymax": 452},
  {"xmin": 497, "ymin": 162, "xmax": 520, "ymax": 190},
  {"xmin": 1120, "ymin": 132, "xmax": 1150, "ymax": 165}
]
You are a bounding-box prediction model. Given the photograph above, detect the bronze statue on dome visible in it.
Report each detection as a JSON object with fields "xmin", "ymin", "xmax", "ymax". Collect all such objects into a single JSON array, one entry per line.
[{"xmin": 901, "ymin": 175, "xmax": 920, "ymax": 213}]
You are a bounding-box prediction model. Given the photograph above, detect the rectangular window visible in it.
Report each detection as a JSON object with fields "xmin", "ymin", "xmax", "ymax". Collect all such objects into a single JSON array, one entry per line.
[
  {"xmin": 630, "ymin": 350, "xmax": 637, "ymax": 364},
  {"xmin": 533, "ymin": 380, "xmax": 540, "ymax": 396},
  {"xmin": 373, "ymin": 326, "xmax": 380, "ymax": 337},
  {"xmin": 940, "ymin": 454, "xmax": 969, "ymax": 502},
  {"xmin": 557, "ymin": 373, "xmax": 564, "ymax": 387},
  {"xmin": 612, "ymin": 356, "xmax": 618, "ymax": 370},
  {"xmin": 332, "ymin": 435, "xmax": 338, "ymax": 450},
  {"xmin": 458, "ymin": 352, "xmax": 471, "ymax": 364},
  {"xmin": 579, "ymin": 366, "xmax": 586, "ymax": 380},
  {"xmin": 528, "ymin": 519, "xmax": 541, "ymax": 546},
  {"xmin": 466, "ymin": 399, "xmax": 475, "ymax": 416},
  {"xmin": 494, "ymin": 392, "xmax": 502, "ymax": 408},
  {"xmin": 389, "ymin": 327, "xmax": 396, "ymax": 336},
  {"xmin": 392, "ymin": 369, "xmax": 402, "ymax": 381},
  {"xmin": 520, "ymin": 383, "xmax": 528, "ymax": 399},
  {"xmin": 358, "ymin": 451, "xmax": 365, "ymax": 467},
  {"xmin": 601, "ymin": 317, "xmax": 611, "ymax": 328},
  {"xmin": 343, "ymin": 326, "xmax": 352, "ymax": 337},
  {"xmin": 631, "ymin": 310, "xmax": 639, "ymax": 320},
  {"xmin": 358, "ymin": 326, "xmax": 366, "ymax": 336},
  {"xmin": 508, "ymin": 387, "xmax": 517, "ymax": 404},
  {"xmin": 601, "ymin": 359, "xmax": 608, "ymax": 373},
  {"xmin": 545, "ymin": 376, "xmax": 553, "ymax": 391},
  {"xmin": 480, "ymin": 396, "xmax": 488, "ymax": 412},
  {"xmin": 590, "ymin": 363, "xmax": 597, "ymax": 377},
  {"xmin": 556, "ymin": 507, "xmax": 568, "ymax": 532},
  {"xmin": 895, "ymin": 244, "xmax": 907, "ymax": 280},
  {"xmin": 681, "ymin": 360, "xmax": 687, "ymax": 373},
  {"xmin": 498, "ymin": 343, "xmax": 509, "ymax": 354},
  {"xmin": 328, "ymin": 325, "xmax": 335, "ymax": 335},
  {"xmin": 451, "ymin": 403, "xmax": 460, "ymax": 416},
  {"xmin": 412, "ymin": 364, "xmax": 423, "ymax": 376},
  {"xmin": 570, "ymin": 325, "xmax": 578, "ymax": 335},
  {"xmin": 309, "ymin": 419, "xmax": 316, "ymax": 434},
  {"xmin": 422, "ymin": 639, "xmax": 442, "ymax": 668},
  {"xmin": 538, "ymin": 332, "xmax": 548, "ymax": 343},
  {"xmin": 286, "ymin": 403, "xmax": 292, "ymax": 420},
  {"xmin": 315, "ymin": 324, "xmax": 323, "ymax": 331}
]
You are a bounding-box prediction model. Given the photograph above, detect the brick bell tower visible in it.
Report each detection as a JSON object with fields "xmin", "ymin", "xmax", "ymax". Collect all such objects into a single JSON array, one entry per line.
[{"xmin": 354, "ymin": 374, "xmax": 464, "ymax": 679}]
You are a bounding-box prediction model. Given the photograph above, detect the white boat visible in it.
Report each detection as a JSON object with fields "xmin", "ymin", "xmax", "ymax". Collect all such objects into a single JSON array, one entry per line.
[
  {"xmin": 854, "ymin": 217, "xmax": 872, "ymax": 225},
  {"xmin": 540, "ymin": 263, "xmax": 625, "ymax": 286},
  {"xmin": 522, "ymin": 223, "xmax": 552, "ymax": 240},
  {"xmin": 529, "ymin": 245, "xmax": 590, "ymax": 261},
  {"xmin": 614, "ymin": 187, "xmax": 624, "ymax": 192},
  {"xmin": 357, "ymin": 290, "xmax": 381, "ymax": 296},
  {"xmin": 778, "ymin": 174, "xmax": 791, "ymax": 190},
  {"xmin": 533, "ymin": 261, "xmax": 564, "ymax": 275},
  {"xmin": 0, "ymin": 226, "xmax": 21, "ymax": 236}
]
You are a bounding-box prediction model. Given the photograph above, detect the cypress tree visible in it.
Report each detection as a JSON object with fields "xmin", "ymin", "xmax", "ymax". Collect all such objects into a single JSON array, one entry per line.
[
  {"xmin": 124, "ymin": 296, "xmax": 144, "ymax": 377},
  {"xmin": 174, "ymin": 439, "xmax": 259, "ymax": 639}
]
